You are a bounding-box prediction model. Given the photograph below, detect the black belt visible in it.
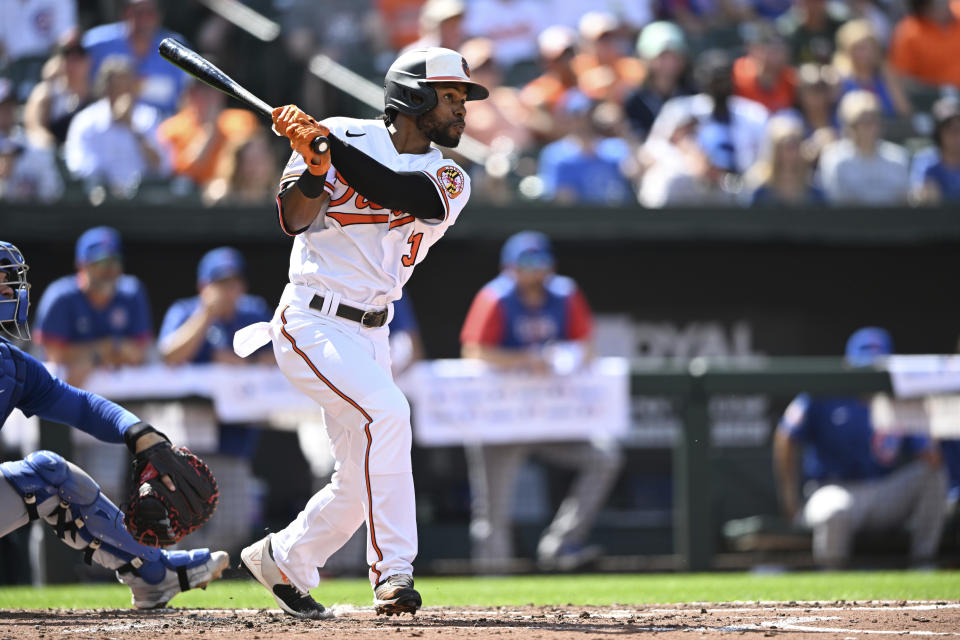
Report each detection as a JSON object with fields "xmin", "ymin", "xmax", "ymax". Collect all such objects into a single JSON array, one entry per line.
[{"xmin": 309, "ymin": 294, "xmax": 388, "ymax": 328}]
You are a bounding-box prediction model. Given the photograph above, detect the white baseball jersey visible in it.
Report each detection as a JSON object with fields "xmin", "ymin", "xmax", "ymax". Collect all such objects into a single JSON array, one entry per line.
[{"xmin": 279, "ymin": 116, "xmax": 471, "ymax": 308}]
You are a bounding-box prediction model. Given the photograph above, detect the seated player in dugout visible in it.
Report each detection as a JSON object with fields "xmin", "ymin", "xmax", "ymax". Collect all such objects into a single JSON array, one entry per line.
[
  {"xmin": 459, "ymin": 231, "xmax": 624, "ymax": 572},
  {"xmin": 0, "ymin": 241, "xmax": 228, "ymax": 608},
  {"xmin": 32, "ymin": 226, "xmax": 152, "ymax": 387},
  {"xmin": 773, "ymin": 327, "xmax": 948, "ymax": 569}
]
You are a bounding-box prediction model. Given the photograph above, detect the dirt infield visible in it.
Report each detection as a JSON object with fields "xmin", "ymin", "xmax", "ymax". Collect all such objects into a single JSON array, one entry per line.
[{"xmin": 1, "ymin": 601, "xmax": 957, "ymax": 639}]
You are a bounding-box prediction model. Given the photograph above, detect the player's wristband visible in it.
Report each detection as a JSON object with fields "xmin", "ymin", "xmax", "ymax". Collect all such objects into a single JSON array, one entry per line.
[
  {"xmin": 123, "ymin": 422, "xmax": 170, "ymax": 455},
  {"xmin": 296, "ymin": 170, "xmax": 326, "ymax": 199}
]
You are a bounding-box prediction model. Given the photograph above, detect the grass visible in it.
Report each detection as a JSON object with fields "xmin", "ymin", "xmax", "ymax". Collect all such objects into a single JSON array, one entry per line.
[{"xmin": 0, "ymin": 571, "xmax": 958, "ymax": 610}]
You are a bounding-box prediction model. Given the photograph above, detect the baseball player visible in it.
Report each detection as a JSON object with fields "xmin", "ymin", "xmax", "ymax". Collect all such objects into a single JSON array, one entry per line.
[
  {"xmin": 233, "ymin": 47, "xmax": 487, "ymax": 618},
  {"xmin": 0, "ymin": 241, "xmax": 228, "ymax": 607}
]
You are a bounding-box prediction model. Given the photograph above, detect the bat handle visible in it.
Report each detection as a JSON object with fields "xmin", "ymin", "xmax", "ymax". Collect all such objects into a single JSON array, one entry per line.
[{"xmin": 311, "ymin": 136, "xmax": 329, "ymax": 154}]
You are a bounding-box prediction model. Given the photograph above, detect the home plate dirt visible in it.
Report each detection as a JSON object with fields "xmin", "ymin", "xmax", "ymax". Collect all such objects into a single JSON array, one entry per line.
[{"xmin": 1, "ymin": 601, "xmax": 958, "ymax": 639}]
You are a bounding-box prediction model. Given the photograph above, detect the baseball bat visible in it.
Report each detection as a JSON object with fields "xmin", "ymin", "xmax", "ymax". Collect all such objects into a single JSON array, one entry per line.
[{"xmin": 158, "ymin": 37, "xmax": 328, "ymax": 154}]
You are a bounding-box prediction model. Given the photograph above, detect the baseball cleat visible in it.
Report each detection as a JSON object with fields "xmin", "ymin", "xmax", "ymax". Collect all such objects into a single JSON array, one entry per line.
[
  {"xmin": 239, "ymin": 533, "xmax": 329, "ymax": 619},
  {"xmin": 117, "ymin": 548, "xmax": 230, "ymax": 609},
  {"xmin": 373, "ymin": 573, "xmax": 421, "ymax": 616}
]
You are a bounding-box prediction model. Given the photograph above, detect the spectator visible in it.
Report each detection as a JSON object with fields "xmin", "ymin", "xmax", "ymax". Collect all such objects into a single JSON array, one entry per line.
[
  {"xmin": 660, "ymin": 0, "xmax": 747, "ymax": 37},
  {"xmin": 744, "ymin": 114, "xmax": 825, "ymax": 205},
  {"xmin": 773, "ymin": 327, "xmax": 947, "ymax": 569},
  {"xmin": 547, "ymin": 0, "xmax": 653, "ymax": 34},
  {"xmin": 776, "ymin": 0, "xmax": 849, "ymax": 65},
  {"xmin": 652, "ymin": 49, "xmax": 769, "ymax": 177},
  {"xmin": 792, "ymin": 63, "xmax": 840, "ymax": 166},
  {"xmin": 158, "ymin": 246, "xmax": 271, "ymax": 557},
  {"xmin": 457, "ymin": 38, "xmax": 532, "ymax": 150},
  {"xmin": 460, "ymin": 231, "xmax": 623, "ymax": 572},
  {"xmin": 818, "ymin": 89, "xmax": 909, "ymax": 205},
  {"xmin": 82, "ymin": 0, "xmax": 188, "ymax": 117},
  {"xmin": 33, "ymin": 226, "xmax": 152, "ymax": 386},
  {"xmin": 64, "ymin": 54, "xmax": 169, "ymax": 200},
  {"xmin": 23, "ymin": 33, "xmax": 93, "ymax": 148},
  {"xmin": 914, "ymin": 96, "xmax": 960, "ymax": 204},
  {"xmin": 281, "ymin": 0, "xmax": 377, "ymax": 117},
  {"xmin": 463, "ymin": 0, "xmax": 543, "ymax": 70},
  {"xmin": 402, "ymin": 0, "xmax": 466, "ymax": 53},
  {"xmin": 520, "ymin": 26, "xmax": 579, "ymax": 140},
  {"xmin": 205, "ymin": 130, "xmax": 280, "ymax": 206},
  {"xmin": 834, "ymin": 19, "xmax": 911, "ymax": 119},
  {"xmin": 0, "ymin": 78, "xmax": 62, "ymax": 202},
  {"xmin": 639, "ymin": 102, "xmax": 730, "ymax": 206},
  {"xmin": 889, "ymin": 0, "xmax": 960, "ymax": 91},
  {"xmin": 571, "ymin": 11, "xmax": 645, "ymax": 104},
  {"xmin": 624, "ymin": 21, "xmax": 693, "ymax": 139},
  {"xmin": 388, "ymin": 294, "xmax": 425, "ymax": 378},
  {"xmin": 0, "ymin": 0, "xmax": 76, "ymax": 101},
  {"xmin": 375, "ymin": 0, "xmax": 428, "ymax": 54},
  {"xmin": 157, "ymin": 74, "xmax": 259, "ymax": 193},
  {"xmin": 537, "ymin": 93, "xmax": 634, "ymax": 205},
  {"xmin": 732, "ymin": 22, "xmax": 796, "ymax": 114}
]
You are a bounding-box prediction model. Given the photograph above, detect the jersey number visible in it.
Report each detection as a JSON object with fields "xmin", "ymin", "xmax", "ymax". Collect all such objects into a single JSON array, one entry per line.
[{"xmin": 401, "ymin": 232, "xmax": 423, "ymax": 267}]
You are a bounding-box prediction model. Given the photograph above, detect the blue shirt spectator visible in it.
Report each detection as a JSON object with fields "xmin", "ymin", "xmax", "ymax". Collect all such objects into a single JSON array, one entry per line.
[
  {"xmin": 82, "ymin": 0, "xmax": 188, "ymax": 116},
  {"xmin": 538, "ymin": 136, "xmax": 632, "ymax": 205},
  {"xmin": 915, "ymin": 97, "xmax": 960, "ymax": 205}
]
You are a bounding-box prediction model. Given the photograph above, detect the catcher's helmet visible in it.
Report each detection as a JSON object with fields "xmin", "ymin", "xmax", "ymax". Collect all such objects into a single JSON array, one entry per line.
[
  {"xmin": 0, "ymin": 241, "xmax": 30, "ymax": 341},
  {"xmin": 384, "ymin": 47, "xmax": 489, "ymax": 121}
]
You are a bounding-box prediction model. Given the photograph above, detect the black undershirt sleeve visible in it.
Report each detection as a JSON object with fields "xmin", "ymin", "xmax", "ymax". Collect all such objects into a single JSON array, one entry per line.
[{"xmin": 325, "ymin": 134, "xmax": 446, "ymax": 220}]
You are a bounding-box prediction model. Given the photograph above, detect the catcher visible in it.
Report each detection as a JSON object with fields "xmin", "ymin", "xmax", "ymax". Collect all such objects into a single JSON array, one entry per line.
[{"xmin": 0, "ymin": 240, "xmax": 224, "ymax": 608}]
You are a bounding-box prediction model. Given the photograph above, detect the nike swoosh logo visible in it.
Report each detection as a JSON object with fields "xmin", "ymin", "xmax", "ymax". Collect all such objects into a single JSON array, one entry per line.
[{"xmin": 345, "ymin": 131, "xmax": 365, "ymax": 138}]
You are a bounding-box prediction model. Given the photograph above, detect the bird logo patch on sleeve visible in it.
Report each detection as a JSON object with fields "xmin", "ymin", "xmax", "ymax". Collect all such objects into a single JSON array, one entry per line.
[{"xmin": 438, "ymin": 166, "xmax": 465, "ymax": 199}]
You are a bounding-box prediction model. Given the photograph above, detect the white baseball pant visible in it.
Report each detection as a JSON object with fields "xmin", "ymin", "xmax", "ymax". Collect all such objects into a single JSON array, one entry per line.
[{"xmin": 260, "ymin": 286, "xmax": 416, "ymax": 591}]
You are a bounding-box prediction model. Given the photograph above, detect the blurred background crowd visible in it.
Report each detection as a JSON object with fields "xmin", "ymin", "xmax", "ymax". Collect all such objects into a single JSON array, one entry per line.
[{"xmin": 4, "ymin": 0, "xmax": 960, "ymax": 208}]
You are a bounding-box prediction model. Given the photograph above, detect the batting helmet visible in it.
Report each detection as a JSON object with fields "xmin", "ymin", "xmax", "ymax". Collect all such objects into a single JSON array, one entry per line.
[
  {"xmin": 384, "ymin": 47, "xmax": 489, "ymax": 121},
  {"xmin": 0, "ymin": 241, "xmax": 30, "ymax": 341}
]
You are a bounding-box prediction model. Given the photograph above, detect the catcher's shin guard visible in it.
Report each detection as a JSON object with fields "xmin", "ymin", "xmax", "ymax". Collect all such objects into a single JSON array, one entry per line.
[{"xmin": 0, "ymin": 451, "xmax": 170, "ymax": 577}]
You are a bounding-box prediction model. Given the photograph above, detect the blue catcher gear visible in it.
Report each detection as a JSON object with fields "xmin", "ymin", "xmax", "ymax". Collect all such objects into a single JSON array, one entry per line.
[
  {"xmin": 0, "ymin": 241, "xmax": 30, "ymax": 341},
  {"xmin": 0, "ymin": 451, "xmax": 229, "ymax": 608}
]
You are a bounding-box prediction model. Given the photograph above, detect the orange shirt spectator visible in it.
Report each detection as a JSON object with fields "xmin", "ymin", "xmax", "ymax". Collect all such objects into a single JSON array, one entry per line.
[
  {"xmin": 521, "ymin": 25, "xmax": 579, "ymax": 113},
  {"xmin": 889, "ymin": 0, "xmax": 960, "ymax": 88},
  {"xmin": 376, "ymin": 0, "xmax": 426, "ymax": 51},
  {"xmin": 158, "ymin": 82, "xmax": 258, "ymax": 187},
  {"xmin": 732, "ymin": 23, "xmax": 796, "ymax": 114},
  {"xmin": 733, "ymin": 56, "xmax": 796, "ymax": 113},
  {"xmin": 572, "ymin": 12, "xmax": 645, "ymax": 103}
]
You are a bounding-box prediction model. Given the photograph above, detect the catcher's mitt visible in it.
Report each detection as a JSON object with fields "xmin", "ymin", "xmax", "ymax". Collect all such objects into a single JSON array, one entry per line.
[{"xmin": 123, "ymin": 426, "xmax": 219, "ymax": 547}]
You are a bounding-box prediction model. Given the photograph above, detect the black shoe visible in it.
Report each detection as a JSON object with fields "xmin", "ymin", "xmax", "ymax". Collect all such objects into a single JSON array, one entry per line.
[
  {"xmin": 239, "ymin": 534, "xmax": 329, "ymax": 619},
  {"xmin": 374, "ymin": 573, "xmax": 422, "ymax": 616}
]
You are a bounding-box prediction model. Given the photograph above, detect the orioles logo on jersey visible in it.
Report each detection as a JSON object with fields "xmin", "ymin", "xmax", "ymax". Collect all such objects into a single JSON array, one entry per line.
[{"xmin": 437, "ymin": 166, "xmax": 465, "ymax": 199}]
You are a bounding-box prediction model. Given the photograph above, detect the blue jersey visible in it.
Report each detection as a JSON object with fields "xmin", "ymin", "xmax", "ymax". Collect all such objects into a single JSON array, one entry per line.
[
  {"xmin": 923, "ymin": 161, "xmax": 960, "ymax": 202},
  {"xmin": 940, "ymin": 439, "xmax": 960, "ymax": 503},
  {"xmin": 159, "ymin": 294, "xmax": 271, "ymax": 364},
  {"xmin": 82, "ymin": 23, "xmax": 188, "ymax": 116},
  {"xmin": 0, "ymin": 339, "xmax": 139, "ymax": 442},
  {"xmin": 460, "ymin": 274, "xmax": 592, "ymax": 349},
  {"xmin": 779, "ymin": 393, "xmax": 931, "ymax": 483},
  {"xmin": 538, "ymin": 137, "xmax": 633, "ymax": 205},
  {"xmin": 33, "ymin": 274, "xmax": 152, "ymax": 347},
  {"xmin": 390, "ymin": 296, "xmax": 419, "ymax": 334}
]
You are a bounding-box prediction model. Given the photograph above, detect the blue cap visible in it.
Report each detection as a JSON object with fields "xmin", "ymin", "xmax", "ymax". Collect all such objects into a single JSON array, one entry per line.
[
  {"xmin": 845, "ymin": 327, "xmax": 893, "ymax": 366},
  {"xmin": 197, "ymin": 246, "xmax": 245, "ymax": 286},
  {"xmin": 696, "ymin": 123, "xmax": 737, "ymax": 173},
  {"xmin": 75, "ymin": 226, "xmax": 122, "ymax": 265},
  {"xmin": 500, "ymin": 231, "xmax": 554, "ymax": 270}
]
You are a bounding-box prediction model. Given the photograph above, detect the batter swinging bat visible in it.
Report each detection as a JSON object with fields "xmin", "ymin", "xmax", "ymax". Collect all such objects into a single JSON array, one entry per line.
[{"xmin": 158, "ymin": 37, "xmax": 329, "ymax": 154}]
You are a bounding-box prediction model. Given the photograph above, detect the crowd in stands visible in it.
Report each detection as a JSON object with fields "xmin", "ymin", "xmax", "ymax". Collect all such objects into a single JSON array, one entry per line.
[{"xmin": 2, "ymin": 0, "xmax": 960, "ymax": 207}]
